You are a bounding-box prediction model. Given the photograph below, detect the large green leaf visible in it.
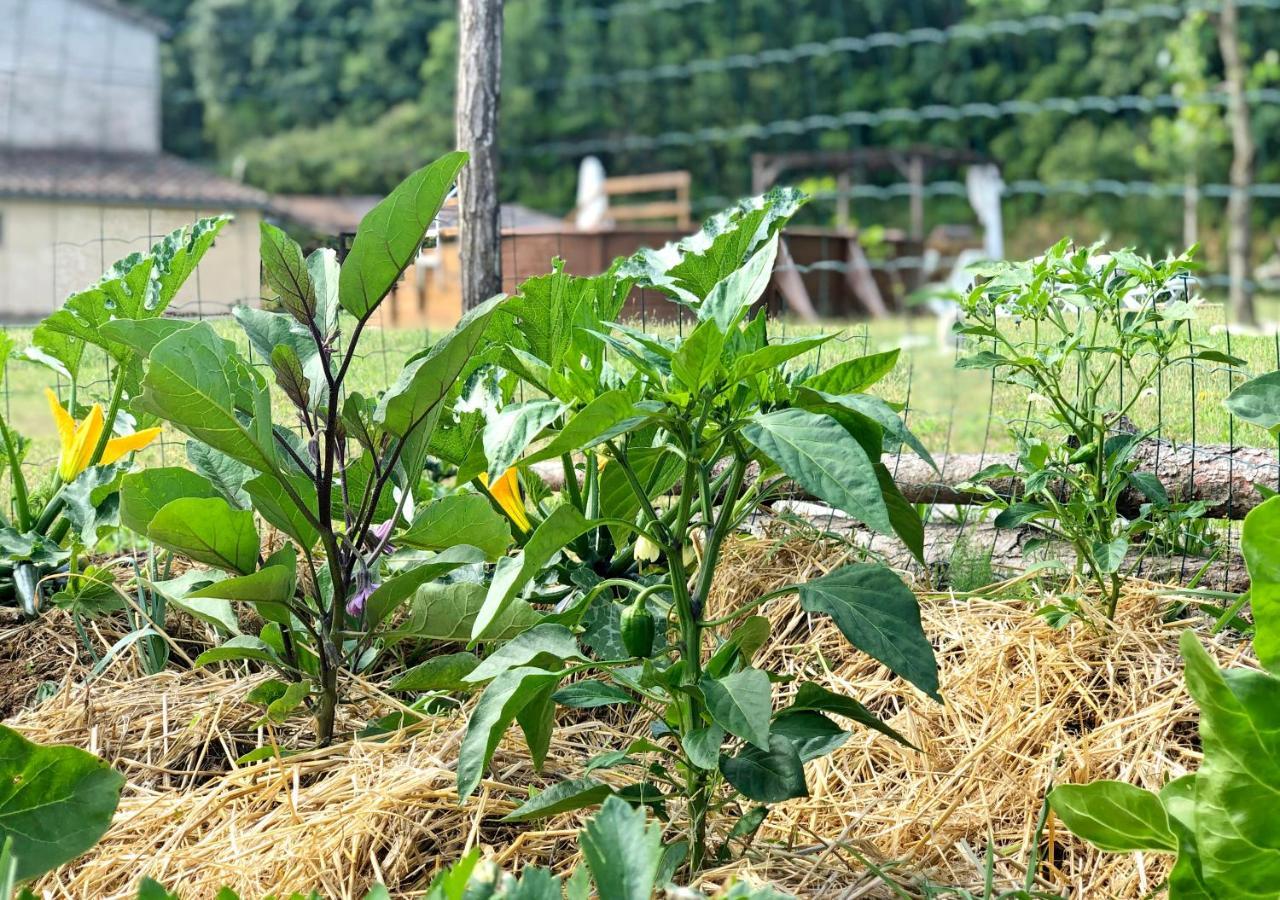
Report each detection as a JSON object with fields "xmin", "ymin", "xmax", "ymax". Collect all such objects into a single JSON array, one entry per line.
[
  {"xmin": 1225, "ymin": 371, "xmax": 1280, "ymax": 435},
  {"xmin": 802, "ymin": 390, "xmax": 936, "ymax": 471},
  {"xmin": 193, "ymin": 635, "xmax": 281, "ymax": 667},
  {"xmin": 501, "ymin": 777, "xmax": 615, "ymax": 823},
  {"xmin": 339, "ymin": 151, "xmax": 468, "ymax": 320},
  {"xmin": 671, "ymin": 319, "xmax": 726, "ymax": 393},
  {"xmin": 730, "ymin": 333, "xmax": 834, "ymax": 384},
  {"xmin": 388, "ymin": 653, "xmax": 480, "ymax": 693},
  {"xmin": 457, "ymin": 667, "xmax": 564, "ymax": 800},
  {"xmin": 147, "ymin": 497, "xmax": 260, "ymax": 575},
  {"xmin": 523, "ymin": 391, "xmax": 655, "ymax": 465},
  {"xmin": 698, "ymin": 236, "xmax": 779, "ymax": 331},
  {"xmin": 472, "ymin": 505, "xmax": 597, "ymax": 642},
  {"xmin": 719, "ymin": 734, "xmax": 808, "ymax": 803},
  {"xmin": 376, "ymin": 294, "xmax": 504, "ymax": 438},
  {"xmin": 580, "ymin": 795, "xmax": 665, "ymax": 900},
  {"xmin": 786, "ymin": 681, "xmax": 915, "ymax": 748},
  {"xmin": 242, "ymin": 472, "xmax": 320, "ymax": 551},
  {"xmin": 386, "ymin": 581, "xmax": 542, "ymax": 645},
  {"xmin": 363, "ymin": 545, "xmax": 488, "ymax": 630},
  {"xmin": 0, "ymin": 725, "xmax": 124, "ymax": 882},
  {"xmin": 1182, "ymin": 630, "xmax": 1280, "ymax": 896},
  {"xmin": 794, "ymin": 564, "xmax": 940, "ymax": 702},
  {"xmin": 770, "ymin": 710, "xmax": 850, "ymax": 763},
  {"xmin": 700, "ymin": 668, "xmax": 773, "ymax": 750},
  {"xmin": 743, "ymin": 408, "xmax": 891, "ymax": 534},
  {"xmin": 259, "ymin": 221, "xmax": 316, "ymax": 326},
  {"xmin": 185, "ymin": 565, "xmax": 296, "ymax": 624},
  {"xmin": 465, "ymin": 624, "xmax": 585, "ymax": 684},
  {"xmin": 799, "ymin": 348, "xmax": 900, "ymax": 395},
  {"xmin": 398, "ymin": 493, "xmax": 512, "ymax": 561},
  {"xmin": 1243, "ymin": 496, "xmax": 1280, "ymax": 674},
  {"xmin": 482, "ymin": 399, "xmax": 566, "ymax": 481},
  {"xmin": 135, "ymin": 323, "xmax": 278, "ymax": 474},
  {"xmin": 1049, "ymin": 781, "xmax": 1177, "ymax": 853}
]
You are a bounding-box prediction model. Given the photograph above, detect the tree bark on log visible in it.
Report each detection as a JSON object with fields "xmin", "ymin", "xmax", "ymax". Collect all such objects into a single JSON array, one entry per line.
[{"xmin": 455, "ymin": 0, "xmax": 504, "ymax": 311}]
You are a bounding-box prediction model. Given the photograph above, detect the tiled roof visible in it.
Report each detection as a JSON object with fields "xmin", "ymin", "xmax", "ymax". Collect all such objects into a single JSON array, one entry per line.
[{"xmin": 0, "ymin": 149, "xmax": 270, "ymax": 209}]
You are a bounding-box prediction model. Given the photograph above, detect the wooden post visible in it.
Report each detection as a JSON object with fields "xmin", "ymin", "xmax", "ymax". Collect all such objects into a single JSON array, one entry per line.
[
  {"xmin": 1219, "ymin": 0, "xmax": 1257, "ymax": 326},
  {"xmin": 456, "ymin": 0, "xmax": 504, "ymax": 311}
]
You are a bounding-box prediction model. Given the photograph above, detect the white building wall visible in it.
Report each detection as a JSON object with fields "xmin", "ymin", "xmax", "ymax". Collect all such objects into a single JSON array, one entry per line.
[{"xmin": 0, "ymin": 0, "xmax": 161, "ymax": 152}]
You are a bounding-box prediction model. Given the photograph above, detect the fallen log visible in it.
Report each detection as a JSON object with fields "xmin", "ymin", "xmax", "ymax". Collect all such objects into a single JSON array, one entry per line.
[{"xmin": 533, "ymin": 439, "xmax": 1278, "ymax": 520}]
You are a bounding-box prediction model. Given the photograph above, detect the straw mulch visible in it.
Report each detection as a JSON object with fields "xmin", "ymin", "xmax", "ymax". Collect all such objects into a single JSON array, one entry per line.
[{"xmin": 11, "ymin": 534, "xmax": 1250, "ymax": 899}]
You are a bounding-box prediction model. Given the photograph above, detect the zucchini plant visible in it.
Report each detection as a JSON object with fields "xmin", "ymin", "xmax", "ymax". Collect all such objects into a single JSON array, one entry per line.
[
  {"xmin": 449, "ymin": 191, "xmax": 940, "ymax": 874},
  {"xmin": 0, "ymin": 220, "xmax": 223, "ymax": 616},
  {"xmin": 116, "ymin": 152, "xmax": 514, "ymax": 745},
  {"xmin": 955, "ymin": 242, "xmax": 1236, "ymax": 621}
]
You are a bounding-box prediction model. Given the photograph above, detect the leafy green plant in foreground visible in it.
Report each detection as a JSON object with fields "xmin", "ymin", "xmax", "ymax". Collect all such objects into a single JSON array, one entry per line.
[
  {"xmin": 450, "ymin": 191, "xmax": 940, "ymax": 873},
  {"xmin": 117, "ymin": 152, "xmax": 513, "ymax": 744},
  {"xmin": 956, "ymin": 242, "xmax": 1234, "ymax": 620},
  {"xmin": 0, "ymin": 220, "xmax": 223, "ymax": 617}
]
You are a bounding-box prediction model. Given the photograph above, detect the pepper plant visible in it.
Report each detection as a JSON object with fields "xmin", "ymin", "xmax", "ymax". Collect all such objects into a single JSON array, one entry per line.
[
  {"xmin": 116, "ymin": 152, "xmax": 516, "ymax": 744},
  {"xmin": 0, "ymin": 221, "xmax": 222, "ymax": 616},
  {"xmin": 955, "ymin": 242, "xmax": 1237, "ymax": 620},
  {"xmin": 449, "ymin": 192, "xmax": 940, "ymax": 874}
]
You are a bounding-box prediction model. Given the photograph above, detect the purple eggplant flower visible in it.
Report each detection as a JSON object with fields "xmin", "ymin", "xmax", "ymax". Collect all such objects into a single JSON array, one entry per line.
[{"xmin": 346, "ymin": 568, "xmax": 378, "ymax": 617}]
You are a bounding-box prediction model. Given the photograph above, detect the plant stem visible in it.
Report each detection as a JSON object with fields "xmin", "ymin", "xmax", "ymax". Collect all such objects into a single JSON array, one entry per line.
[{"xmin": 0, "ymin": 411, "xmax": 31, "ymax": 531}]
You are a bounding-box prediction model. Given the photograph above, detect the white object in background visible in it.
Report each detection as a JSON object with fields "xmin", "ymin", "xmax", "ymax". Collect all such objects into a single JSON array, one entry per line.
[
  {"xmin": 966, "ymin": 164, "xmax": 1005, "ymax": 261},
  {"xmin": 575, "ymin": 156, "xmax": 609, "ymax": 230}
]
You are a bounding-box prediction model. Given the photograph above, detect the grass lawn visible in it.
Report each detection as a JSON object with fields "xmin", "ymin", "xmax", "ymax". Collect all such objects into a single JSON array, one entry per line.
[{"xmin": 1, "ymin": 303, "xmax": 1276, "ymax": 494}]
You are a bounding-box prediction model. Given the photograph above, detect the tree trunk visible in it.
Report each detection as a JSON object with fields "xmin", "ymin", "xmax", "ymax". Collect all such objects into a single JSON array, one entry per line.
[
  {"xmin": 1218, "ymin": 0, "xmax": 1257, "ymax": 326},
  {"xmin": 455, "ymin": 0, "xmax": 504, "ymax": 311}
]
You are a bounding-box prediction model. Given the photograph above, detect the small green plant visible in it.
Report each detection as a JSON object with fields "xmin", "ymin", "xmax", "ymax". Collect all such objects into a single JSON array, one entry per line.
[
  {"xmin": 117, "ymin": 152, "xmax": 512, "ymax": 745},
  {"xmin": 955, "ymin": 241, "xmax": 1235, "ymax": 619},
  {"xmin": 0, "ymin": 221, "xmax": 222, "ymax": 617},
  {"xmin": 448, "ymin": 192, "xmax": 939, "ymax": 875}
]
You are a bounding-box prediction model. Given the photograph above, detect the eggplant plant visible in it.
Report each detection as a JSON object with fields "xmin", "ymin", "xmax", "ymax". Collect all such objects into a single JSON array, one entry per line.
[
  {"xmin": 116, "ymin": 152, "xmax": 514, "ymax": 744},
  {"xmin": 448, "ymin": 191, "xmax": 940, "ymax": 874},
  {"xmin": 955, "ymin": 242, "xmax": 1237, "ymax": 621},
  {"xmin": 0, "ymin": 221, "xmax": 222, "ymax": 616}
]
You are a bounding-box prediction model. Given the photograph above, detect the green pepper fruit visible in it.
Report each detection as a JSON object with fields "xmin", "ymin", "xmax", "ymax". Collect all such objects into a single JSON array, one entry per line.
[
  {"xmin": 620, "ymin": 595, "xmax": 656, "ymax": 658},
  {"xmin": 1066, "ymin": 441, "xmax": 1097, "ymax": 466}
]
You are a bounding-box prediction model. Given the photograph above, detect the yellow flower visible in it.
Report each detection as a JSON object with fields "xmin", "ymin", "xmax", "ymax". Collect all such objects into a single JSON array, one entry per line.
[
  {"xmin": 481, "ymin": 467, "xmax": 530, "ymax": 533},
  {"xmin": 634, "ymin": 533, "xmax": 661, "ymax": 563},
  {"xmin": 46, "ymin": 388, "xmax": 161, "ymax": 482}
]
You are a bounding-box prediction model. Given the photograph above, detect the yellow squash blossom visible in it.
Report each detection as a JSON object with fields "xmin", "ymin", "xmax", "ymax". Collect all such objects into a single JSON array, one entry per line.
[
  {"xmin": 46, "ymin": 388, "xmax": 161, "ymax": 481},
  {"xmin": 481, "ymin": 467, "xmax": 530, "ymax": 533}
]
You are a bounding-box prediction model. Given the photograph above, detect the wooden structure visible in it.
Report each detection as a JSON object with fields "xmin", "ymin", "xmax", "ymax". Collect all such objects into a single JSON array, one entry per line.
[{"xmin": 598, "ymin": 171, "xmax": 692, "ymax": 229}]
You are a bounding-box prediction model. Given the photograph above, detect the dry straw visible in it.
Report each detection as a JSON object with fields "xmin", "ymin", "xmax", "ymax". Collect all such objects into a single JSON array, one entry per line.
[{"xmin": 8, "ymin": 534, "xmax": 1251, "ymax": 899}]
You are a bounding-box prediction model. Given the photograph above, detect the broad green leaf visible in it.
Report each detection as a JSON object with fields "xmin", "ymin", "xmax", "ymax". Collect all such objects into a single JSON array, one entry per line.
[
  {"xmin": 799, "ymin": 348, "xmax": 900, "ymax": 395},
  {"xmin": 186, "ymin": 565, "xmax": 296, "ymax": 624},
  {"xmin": 599, "ymin": 445, "xmax": 682, "ymax": 547},
  {"xmin": 387, "ymin": 581, "xmax": 542, "ymax": 645},
  {"xmin": 193, "ymin": 635, "xmax": 281, "ymax": 667},
  {"xmin": 398, "ymin": 493, "xmax": 512, "ymax": 561},
  {"xmin": 786, "ymin": 681, "xmax": 915, "ymax": 748},
  {"xmin": 994, "ymin": 502, "xmax": 1051, "ymax": 528},
  {"xmin": 516, "ymin": 681, "xmax": 558, "ymax": 772},
  {"xmin": 465, "ymin": 624, "xmax": 585, "ymax": 684},
  {"xmin": 671, "ymin": 319, "xmax": 726, "ymax": 393},
  {"xmin": 457, "ymin": 667, "xmax": 563, "ymax": 800},
  {"xmin": 955, "ymin": 350, "xmax": 1010, "ymax": 370},
  {"xmin": 98, "ymin": 318, "xmax": 198, "ymax": 358},
  {"xmin": 719, "ymin": 734, "xmax": 808, "ymax": 803},
  {"xmin": 770, "ymin": 710, "xmax": 851, "ymax": 763},
  {"xmin": 1093, "ymin": 537, "xmax": 1128, "ymax": 575},
  {"xmin": 700, "ymin": 668, "xmax": 773, "ymax": 750},
  {"xmin": 389, "ymin": 653, "xmax": 481, "ymax": 693},
  {"xmin": 187, "ymin": 441, "xmax": 252, "ymax": 509},
  {"xmin": 502, "ymin": 777, "xmax": 615, "ymax": 823},
  {"xmin": 472, "ymin": 505, "xmax": 597, "ymax": 642},
  {"xmin": 377, "ymin": 293, "xmax": 504, "ymax": 437},
  {"xmin": 698, "ymin": 236, "xmax": 779, "ymax": 331},
  {"xmin": 682, "ymin": 724, "xmax": 726, "ymax": 770},
  {"xmin": 706, "ymin": 615, "xmax": 771, "ymax": 678},
  {"xmin": 1182, "ymin": 630, "xmax": 1280, "ymax": 896},
  {"xmin": 580, "ymin": 796, "xmax": 665, "ymax": 900},
  {"xmin": 552, "ymin": 680, "xmax": 636, "ymax": 709},
  {"xmin": 339, "ymin": 151, "xmax": 468, "ymax": 320},
  {"xmin": 795, "ymin": 563, "xmax": 940, "ymax": 701},
  {"xmin": 307, "ymin": 247, "xmax": 341, "ymax": 336},
  {"xmin": 523, "ymin": 390, "xmax": 654, "ymax": 465},
  {"xmin": 243, "ymin": 472, "xmax": 320, "ymax": 551},
  {"xmin": 260, "ymin": 221, "xmax": 316, "ymax": 325},
  {"xmin": 146, "ymin": 568, "xmax": 237, "ymax": 635},
  {"xmin": 148, "ymin": 497, "xmax": 260, "ymax": 575},
  {"xmin": 1243, "ymin": 496, "xmax": 1280, "ymax": 673},
  {"xmin": 482, "ymin": 399, "xmax": 566, "ymax": 481},
  {"xmin": 120, "ymin": 467, "xmax": 220, "ymax": 535},
  {"xmin": 261, "ymin": 679, "xmax": 310, "ymax": 724},
  {"xmin": 1049, "ymin": 781, "xmax": 1176, "ymax": 853},
  {"xmin": 0, "ymin": 725, "xmax": 124, "ymax": 881},
  {"xmin": 876, "ymin": 462, "xmax": 926, "ymax": 566},
  {"xmin": 1225, "ymin": 371, "xmax": 1280, "ymax": 435},
  {"xmin": 731, "ymin": 333, "xmax": 834, "ymax": 383},
  {"xmin": 744, "ymin": 408, "xmax": 891, "ymax": 534},
  {"xmin": 363, "ymin": 545, "xmax": 488, "ymax": 630},
  {"xmin": 136, "ymin": 323, "xmax": 279, "ymax": 474},
  {"xmin": 803, "ymin": 390, "xmax": 937, "ymax": 471}
]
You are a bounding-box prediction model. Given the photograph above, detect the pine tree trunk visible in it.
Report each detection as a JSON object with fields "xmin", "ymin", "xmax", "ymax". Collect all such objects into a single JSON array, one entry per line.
[
  {"xmin": 1218, "ymin": 0, "xmax": 1257, "ymax": 327},
  {"xmin": 456, "ymin": 0, "xmax": 504, "ymax": 311}
]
